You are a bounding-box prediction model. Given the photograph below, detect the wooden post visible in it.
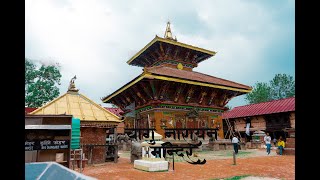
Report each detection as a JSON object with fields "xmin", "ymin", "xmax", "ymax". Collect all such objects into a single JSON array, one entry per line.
[
  {"xmin": 114, "ymin": 145, "xmax": 118, "ymax": 163},
  {"xmin": 89, "ymin": 146, "xmax": 93, "ymax": 164},
  {"xmin": 72, "ymin": 150, "xmax": 75, "ymax": 170},
  {"xmin": 233, "ymin": 151, "xmax": 236, "ymax": 165},
  {"xmin": 80, "ymin": 149, "xmax": 82, "ymax": 173},
  {"xmin": 172, "ymin": 153, "xmax": 175, "ymax": 171},
  {"xmin": 114, "ymin": 127, "xmax": 118, "ymax": 163}
]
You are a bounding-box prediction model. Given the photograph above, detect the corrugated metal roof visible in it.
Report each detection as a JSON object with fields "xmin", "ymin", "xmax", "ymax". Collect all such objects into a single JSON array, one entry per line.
[
  {"xmin": 30, "ymin": 91, "xmax": 121, "ymax": 123},
  {"xmin": 223, "ymin": 97, "xmax": 295, "ymax": 119},
  {"xmin": 25, "ymin": 107, "xmax": 37, "ymax": 114},
  {"xmin": 104, "ymin": 107, "xmax": 123, "ymax": 117}
]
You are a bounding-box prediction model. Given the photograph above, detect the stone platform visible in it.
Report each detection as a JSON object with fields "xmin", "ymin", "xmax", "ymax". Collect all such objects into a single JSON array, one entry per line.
[{"xmin": 134, "ymin": 160, "xmax": 168, "ymax": 172}]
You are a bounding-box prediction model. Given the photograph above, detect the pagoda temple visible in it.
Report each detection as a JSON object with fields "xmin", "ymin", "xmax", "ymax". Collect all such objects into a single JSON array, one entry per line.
[{"xmin": 102, "ymin": 22, "xmax": 252, "ymax": 139}]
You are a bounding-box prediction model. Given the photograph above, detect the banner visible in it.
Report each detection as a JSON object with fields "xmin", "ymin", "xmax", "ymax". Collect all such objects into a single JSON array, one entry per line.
[{"xmin": 25, "ymin": 140, "xmax": 70, "ymax": 151}]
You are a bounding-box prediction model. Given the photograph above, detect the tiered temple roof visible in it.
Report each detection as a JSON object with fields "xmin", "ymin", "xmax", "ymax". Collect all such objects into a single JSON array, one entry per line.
[{"xmin": 102, "ymin": 22, "xmax": 252, "ymax": 112}]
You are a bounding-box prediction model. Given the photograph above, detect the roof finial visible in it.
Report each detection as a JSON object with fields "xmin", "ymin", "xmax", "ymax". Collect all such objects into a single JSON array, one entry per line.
[
  {"xmin": 68, "ymin": 75, "xmax": 79, "ymax": 92},
  {"xmin": 164, "ymin": 21, "xmax": 177, "ymax": 41}
]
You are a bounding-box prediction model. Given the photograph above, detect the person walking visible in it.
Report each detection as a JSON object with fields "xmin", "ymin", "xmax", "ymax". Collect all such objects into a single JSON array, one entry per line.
[
  {"xmin": 277, "ymin": 136, "xmax": 285, "ymax": 155},
  {"xmin": 264, "ymin": 132, "xmax": 272, "ymax": 155},
  {"xmin": 231, "ymin": 135, "xmax": 239, "ymax": 154}
]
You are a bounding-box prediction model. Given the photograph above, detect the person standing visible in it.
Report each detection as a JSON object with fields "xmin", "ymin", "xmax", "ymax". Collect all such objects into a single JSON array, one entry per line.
[
  {"xmin": 232, "ymin": 135, "xmax": 239, "ymax": 154},
  {"xmin": 264, "ymin": 132, "xmax": 272, "ymax": 155},
  {"xmin": 277, "ymin": 137, "xmax": 285, "ymax": 155}
]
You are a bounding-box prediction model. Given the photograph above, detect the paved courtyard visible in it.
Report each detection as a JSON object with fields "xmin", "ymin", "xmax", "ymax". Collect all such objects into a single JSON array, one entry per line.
[{"xmin": 82, "ymin": 149, "xmax": 294, "ymax": 180}]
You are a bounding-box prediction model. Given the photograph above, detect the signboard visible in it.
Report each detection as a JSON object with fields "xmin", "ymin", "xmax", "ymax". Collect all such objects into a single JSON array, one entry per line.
[{"xmin": 25, "ymin": 140, "xmax": 70, "ymax": 151}]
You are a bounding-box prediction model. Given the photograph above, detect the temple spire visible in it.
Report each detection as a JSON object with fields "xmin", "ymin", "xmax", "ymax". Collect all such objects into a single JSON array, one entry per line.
[{"xmin": 164, "ymin": 21, "xmax": 177, "ymax": 41}]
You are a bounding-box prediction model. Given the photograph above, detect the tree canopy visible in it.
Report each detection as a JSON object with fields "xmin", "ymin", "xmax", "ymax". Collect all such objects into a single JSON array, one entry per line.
[
  {"xmin": 25, "ymin": 58, "xmax": 62, "ymax": 107},
  {"xmin": 245, "ymin": 73, "xmax": 295, "ymax": 104}
]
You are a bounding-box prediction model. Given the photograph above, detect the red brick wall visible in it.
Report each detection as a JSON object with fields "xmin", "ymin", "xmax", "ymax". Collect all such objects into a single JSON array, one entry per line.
[
  {"xmin": 80, "ymin": 127, "xmax": 106, "ymax": 164},
  {"xmin": 234, "ymin": 116, "xmax": 266, "ymax": 131},
  {"xmin": 116, "ymin": 122, "xmax": 124, "ymax": 134},
  {"xmin": 285, "ymin": 138, "xmax": 295, "ymax": 148}
]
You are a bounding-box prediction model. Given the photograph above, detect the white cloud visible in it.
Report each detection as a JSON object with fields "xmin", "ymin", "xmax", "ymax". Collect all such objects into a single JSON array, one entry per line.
[{"xmin": 25, "ymin": 0, "xmax": 294, "ymax": 108}]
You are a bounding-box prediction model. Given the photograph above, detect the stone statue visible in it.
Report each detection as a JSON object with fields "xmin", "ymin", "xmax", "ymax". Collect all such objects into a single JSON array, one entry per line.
[
  {"xmin": 130, "ymin": 140, "xmax": 142, "ymax": 163},
  {"xmin": 117, "ymin": 134, "xmax": 130, "ymax": 143},
  {"xmin": 192, "ymin": 131, "xmax": 199, "ymax": 142},
  {"xmin": 68, "ymin": 75, "xmax": 79, "ymax": 92}
]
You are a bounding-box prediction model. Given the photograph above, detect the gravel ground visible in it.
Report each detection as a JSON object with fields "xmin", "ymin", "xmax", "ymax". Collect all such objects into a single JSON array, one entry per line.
[{"xmin": 82, "ymin": 149, "xmax": 294, "ymax": 180}]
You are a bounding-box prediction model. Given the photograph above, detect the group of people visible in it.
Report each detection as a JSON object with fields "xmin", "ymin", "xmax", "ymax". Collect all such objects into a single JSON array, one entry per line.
[
  {"xmin": 264, "ymin": 132, "xmax": 285, "ymax": 155},
  {"xmin": 231, "ymin": 132, "xmax": 286, "ymax": 155}
]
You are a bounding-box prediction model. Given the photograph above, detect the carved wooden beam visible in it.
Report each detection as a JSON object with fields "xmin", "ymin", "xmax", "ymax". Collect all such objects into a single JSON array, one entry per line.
[
  {"xmin": 112, "ymin": 98, "xmax": 125, "ymax": 110},
  {"xmin": 208, "ymin": 89, "xmax": 218, "ymax": 106},
  {"xmin": 173, "ymin": 47, "xmax": 179, "ymax": 60},
  {"xmin": 128, "ymin": 89, "xmax": 142, "ymax": 106},
  {"xmin": 149, "ymin": 80, "xmax": 157, "ymax": 100},
  {"xmin": 174, "ymin": 83, "xmax": 186, "ymax": 103},
  {"xmin": 137, "ymin": 58, "xmax": 148, "ymax": 67},
  {"xmin": 118, "ymin": 94, "xmax": 130, "ymax": 107},
  {"xmin": 159, "ymin": 81, "xmax": 170, "ymax": 100},
  {"xmin": 164, "ymin": 45, "xmax": 172, "ymax": 59},
  {"xmin": 191, "ymin": 54, "xmax": 198, "ymax": 64},
  {"xmin": 132, "ymin": 85, "xmax": 147, "ymax": 104},
  {"xmin": 218, "ymin": 93, "xmax": 227, "ymax": 107},
  {"xmin": 154, "ymin": 49, "xmax": 162, "ymax": 60},
  {"xmin": 198, "ymin": 87, "xmax": 208, "ymax": 104},
  {"xmin": 150, "ymin": 51, "xmax": 159, "ymax": 61},
  {"xmin": 139, "ymin": 82, "xmax": 153, "ymax": 100},
  {"xmin": 184, "ymin": 51, "xmax": 190, "ymax": 62},
  {"xmin": 185, "ymin": 85, "xmax": 195, "ymax": 103},
  {"xmin": 221, "ymin": 91, "xmax": 236, "ymax": 107},
  {"xmin": 159, "ymin": 42, "xmax": 165, "ymax": 57},
  {"xmin": 140, "ymin": 54, "xmax": 152, "ymax": 66}
]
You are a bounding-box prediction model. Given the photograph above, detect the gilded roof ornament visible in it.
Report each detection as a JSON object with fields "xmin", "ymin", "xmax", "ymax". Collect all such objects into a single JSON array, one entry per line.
[
  {"xmin": 68, "ymin": 75, "xmax": 79, "ymax": 92},
  {"xmin": 164, "ymin": 21, "xmax": 177, "ymax": 41}
]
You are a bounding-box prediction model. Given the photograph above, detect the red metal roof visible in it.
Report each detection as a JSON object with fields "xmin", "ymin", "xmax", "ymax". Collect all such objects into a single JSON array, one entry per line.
[
  {"xmin": 25, "ymin": 107, "xmax": 37, "ymax": 114},
  {"xmin": 223, "ymin": 97, "xmax": 295, "ymax": 119},
  {"xmin": 104, "ymin": 107, "xmax": 123, "ymax": 117},
  {"xmin": 145, "ymin": 66, "xmax": 252, "ymax": 90}
]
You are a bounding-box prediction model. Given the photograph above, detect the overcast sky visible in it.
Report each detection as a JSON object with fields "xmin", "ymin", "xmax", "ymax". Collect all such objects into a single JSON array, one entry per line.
[{"xmin": 25, "ymin": 0, "xmax": 295, "ymax": 108}]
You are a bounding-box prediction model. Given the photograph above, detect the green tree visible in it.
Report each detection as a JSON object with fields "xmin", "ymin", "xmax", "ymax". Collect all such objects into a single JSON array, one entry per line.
[
  {"xmin": 245, "ymin": 73, "xmax": 295, "ymax": 104},
  {"xmin": 245, "ymin": 82, "xmax": 272, "ymax": 104},
  {"xmin": 270, "ymin": 74, "xmax": 295, "ymax": 100},
  {"xmin": 25, "ymin": 58, "xmax": 62, "ymax": 107}
]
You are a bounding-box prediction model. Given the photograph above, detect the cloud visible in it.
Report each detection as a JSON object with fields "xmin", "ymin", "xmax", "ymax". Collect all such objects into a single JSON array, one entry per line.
[{"xmin": 25, "ymin": 0, "xmax": 294, "ymax": 107}]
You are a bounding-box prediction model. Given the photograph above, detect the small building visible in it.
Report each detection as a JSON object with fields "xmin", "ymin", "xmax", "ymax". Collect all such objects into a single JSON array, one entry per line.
[
  {"xmin": 222, "ymin": 97, "xmax": 295, "ymax": 141},
  {"xmin": 30, "ymin": 77, "xmax": 122, "ymax": 164},
  {"xmin": 25, "ymin": 114, "xmax": 72, "ymax": 168}
]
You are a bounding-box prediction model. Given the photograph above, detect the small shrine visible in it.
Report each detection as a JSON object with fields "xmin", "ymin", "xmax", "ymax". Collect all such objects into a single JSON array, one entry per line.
[
  {"xmin": 134, "ymin": 131, "xmax": 169, "ymax": 172},
  {"xmin": 141, "ymin": 131, "xmax": 165, "ymax": 160},
  {"xmin": 30, "ymin": 76, "xmax": 122, "ymax": 165}
]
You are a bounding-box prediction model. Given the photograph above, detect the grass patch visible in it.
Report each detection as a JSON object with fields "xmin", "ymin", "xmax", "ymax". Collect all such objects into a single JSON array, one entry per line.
[{"xmin": 210, "ymin": 175, "xmax": 250, "ymax": 180}]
